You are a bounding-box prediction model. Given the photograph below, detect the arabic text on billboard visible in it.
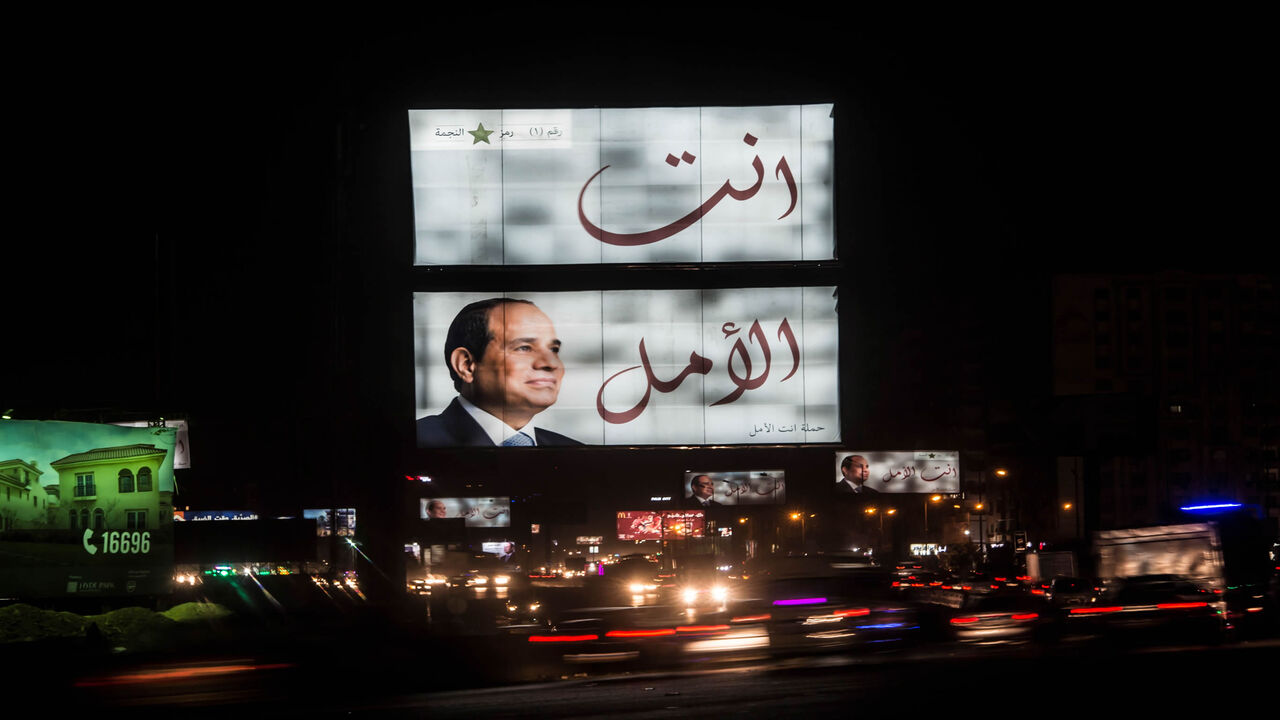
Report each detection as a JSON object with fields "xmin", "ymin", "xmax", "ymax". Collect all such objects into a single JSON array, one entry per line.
[
  {"xmin": 420, "ymin": 497, "xmax": 511, "ymax": 527},
  {"xmin": 616, "ymin": 510, "xmax": 705, "ymax": 541},
  {"xmin": 833, "ymin": 451, "xmax": 960, "ymax": 494},
  {"xmin": 410, "ymin": 105, "xmax": 834, "ymax": 265},
  {"xmin": 415, "ymin": 288, "xmax": 837, "ymax": 447},
  {"xmin": 682, "ymin": 470, "xmax": 785, "ymax": 506}
]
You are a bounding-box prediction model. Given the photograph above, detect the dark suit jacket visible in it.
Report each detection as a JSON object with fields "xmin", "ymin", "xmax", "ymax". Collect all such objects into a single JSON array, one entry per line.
[
  {"xmin": 417, "ymin": 398, "xmax": 583, "ymax": 447},
  {"xmin": 835, "ymin": 480, "xmax": 879, "ymax": 494},
  {"xmin": 684, "ymin": 497, "xmax": 722, "ymax": 510}
]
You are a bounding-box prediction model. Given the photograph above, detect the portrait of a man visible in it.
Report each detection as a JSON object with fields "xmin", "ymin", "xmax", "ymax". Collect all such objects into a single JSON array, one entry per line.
[
  {"xmin": 836, "ymin": 454, "xmax": 877, "ymax": 494},
  {"xmin": 417, "ymin": 298, "xmax": 583, "ymax": 447},
  {"xmin": 685, "ymin": 474, "xmax": 722, "ymax": 508}
]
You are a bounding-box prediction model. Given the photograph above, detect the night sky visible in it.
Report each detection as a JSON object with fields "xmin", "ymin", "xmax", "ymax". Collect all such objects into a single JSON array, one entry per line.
[{"xmin": 9, "ymin": 14, "xmax": 1268, "ymax": 521}]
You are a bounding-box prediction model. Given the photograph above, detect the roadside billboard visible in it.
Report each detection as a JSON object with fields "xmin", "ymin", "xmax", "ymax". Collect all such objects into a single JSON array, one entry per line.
[
  {"xmin": 681, "ymin": 470, "xmax": 785, "ymax": 507},
  {"xmin": 0, "ymin": 420, "xmax": 177, "ymax": 598},
  {"xmin": 410, "ymin": 105, "xmax": 834, "ymax": 265},
  {"xmin": 616, "ymin": 510, "xmax": 705, "ymax": 541},
  {"xmin": 415, "ymin": 287, "xmax": 838, "ymax": 447},
  {"xmin": 420, "ymin": 497, "xmax": 511, "ymax": 527},
  {"xmin": 833, "ymin": 451, "xmax": 960, "ymax": 494}
]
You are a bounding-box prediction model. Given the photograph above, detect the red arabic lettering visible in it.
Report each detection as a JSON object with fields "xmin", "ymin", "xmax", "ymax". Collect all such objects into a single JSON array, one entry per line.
[
  {"xmin": 596, "ymin": 340, "xmax": 713, "ymax": 424},
  {"xmin": 578, "ymin": 132, "xmax": 796, "ymax": 247}
]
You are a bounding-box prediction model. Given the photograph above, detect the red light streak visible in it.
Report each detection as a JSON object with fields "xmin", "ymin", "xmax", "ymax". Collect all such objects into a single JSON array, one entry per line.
[
  {"xmin": 834, "ymin": 608, "xmax": 870, "ymax": 617},
  {"xmin": 1012, "ymin": 613, "xmax": 1039, "ymax": 621},
  {"xmin": 1156, "ymin": 602, "xmax": 1208, "ymax": 610},
  {"xmin": 676, "ymin": 624, "xmax": 730, "ymax": 633},
  {"xmin": 605, "ymin": 629, "xmax": 676, "ymax": 638},
  {"xmin": 950, "ymin": 617, "xmax": 980, "ymax": 625},
  {"xmin": 528, "ymin": 634, "xmax": 599, "ymax": 643},
  {"xmin": 1070, "ymin": 606, "xmax": 1123, "ymax": 615},
  {"xmin": 75, "ymin": 662, "xmax": 293, "ymax": 687},
  {"xmin": 732, "ymin": 614, "xmax": 772, "ymax": 623}
]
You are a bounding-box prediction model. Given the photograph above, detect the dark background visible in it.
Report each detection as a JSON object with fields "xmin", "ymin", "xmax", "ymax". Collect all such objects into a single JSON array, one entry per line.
[{"xmin": 8, "ymin": 13, "xmax": 1268, "ymax": 560}]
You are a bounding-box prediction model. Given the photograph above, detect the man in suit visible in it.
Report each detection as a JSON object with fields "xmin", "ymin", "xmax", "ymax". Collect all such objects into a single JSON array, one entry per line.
[
  {"xmin": 418, "ymin": 298, "xmax": 582, "ymax": 447},
  {"xmin": 686, "ymin": 474, "xmax": 722, "ymax": 508},
  {"xmin": 836, "ymin": 454, "xmax": 878, "ymax": 494}
]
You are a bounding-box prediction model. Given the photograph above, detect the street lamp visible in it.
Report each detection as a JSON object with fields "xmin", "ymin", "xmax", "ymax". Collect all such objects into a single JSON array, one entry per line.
[
  {"xmin": 925, "ymin": 494, "xmax": 942, "ymax": 537},
  {"xmin": 789, "ymin": 511, "xmax": 806, "ymax": 549}
]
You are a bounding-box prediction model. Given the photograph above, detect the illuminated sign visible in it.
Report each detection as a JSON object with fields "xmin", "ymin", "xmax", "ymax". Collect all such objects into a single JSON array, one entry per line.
[
  {"xmin": 303, "ymin": 508, "xmax": 357, "ymax": 537},
  {"xmin": 410, "ymin": 105, "xmax": 834, "ymax": 265},
  {"xmin": 616, "ymin": 510, "xmax": 705, "ymax": 541},
  {"xmin": 415, "ymin": 287, "xmax": 838, "ymax": 447},
  {"xmin": 420, "ymin": 497, "xmax": 511, "ymax": 527},
  {"xmin": 576, "ymin": 536, "xmax": 603, "ymax": 545},
  {"xmin": 112, "ymin": 419, "xmax": 191, "ymax": 469},
  {"xmin": 833, "ymin": 451, "xmax": 960, "ymax": 494},
  {"xmin": 177, "ymin": 510, "xmax": 259, "ymax": 521},
  {"xmin": 682, "ymin": 470, "xmax": 785, "ymax": 506},
  {"xmin": 0, "ymin": 420, "xmax": 177, "ymax": 598}
]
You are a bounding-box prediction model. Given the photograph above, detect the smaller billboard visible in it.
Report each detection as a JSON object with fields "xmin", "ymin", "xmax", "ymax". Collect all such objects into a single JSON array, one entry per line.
[
  {"xmin": 682, "ymin": 470, "xmax": 785, "ymax": 507},
  {"xmin": 480, "ymin": 540, "xmax": 517, "ymax": 561},
  {"xmin": 833, "ymin": 451, "xmax": 960, "ymax": 494},
  {"xmin": 176, "ymin": 510, "xmax": 259, "ymax": 521},
  {"xmin": 303, "ymin": 508, "xmax": 356, "ymax": 537},
  {"xmin": 421, "ymin": 497, "xmax": 511, "ymax": 527},
  {"xmin": 112, "ymin": 420, "xmax": 191, "ymax": 469},
  {"xmin": 616, "ymin": 510, "xmax": 705, "ymax": 541}
]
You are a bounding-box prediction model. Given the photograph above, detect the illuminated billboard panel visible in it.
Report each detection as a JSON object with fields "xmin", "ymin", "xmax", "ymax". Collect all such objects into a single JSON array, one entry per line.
[
  {"xmin": 616, "ymin": 510, "xmax": 705, "ymax": 541},
  {"xmin": 420, "ymin": 497, "xmax": 511, "ymax": 527},
  {"xmin": 682, "ymin": 470, "xmax": 785, "ymax": 507},
  {"xmin": 414, "ymin": 287, "xmax": 838, "ymax": 447},
  {"xmin": 410, "ymin": 105, "xmax": 834, "ymax": 266},
  {"xmin": 303, "ymin": 508, "xmax": 357, "ymax": 537},
  {"xmin": 0, "ymin": 420, "xmax": 177, "ymax": 598},
  {"xmin": 833, "ymin": 451, "xmax": 960, "ymax": 494}
]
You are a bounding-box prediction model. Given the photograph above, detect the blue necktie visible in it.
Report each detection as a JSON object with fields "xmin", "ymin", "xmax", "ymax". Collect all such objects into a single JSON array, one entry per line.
[{"xmin": 502, "ymin": 432, "xmax": 534, "ymax": 447}]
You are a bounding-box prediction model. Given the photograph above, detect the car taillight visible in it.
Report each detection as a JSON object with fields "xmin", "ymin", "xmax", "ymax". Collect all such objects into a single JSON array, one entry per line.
[
  {"xmin": 1012, "ymin": 613, "xmax": 1038, "ymax": 621},
  {"xmin": 951, "ymin": 616, "xmax": 980, "ymax": 625},
  {"xmin": 834, "ymin": 608, "xmax": 871, "ymax": 617},
  {"xmin": 1156, "ymin": 602, "xmax": 1208, "ymax": 610},
  {"xmin": 676, "ymin": 625, "xmax": 730, "ymax": 633},
  {"xmin": 605, "ymin": 629, "xmax": 676, "ymax": 638},
  {"xmin": 1070, "ymin": 606, "xmax": 1123, "ymax": 615}
]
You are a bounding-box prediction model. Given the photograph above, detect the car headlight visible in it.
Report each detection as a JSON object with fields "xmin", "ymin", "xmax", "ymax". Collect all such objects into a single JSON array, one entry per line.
[
  {"xmin": 494, "ymin": 575, "xmax": 510, "ymax": 585},
  {"xmin": 710, "ymin": 586, "xmax": 729, "ymax": 603},
  {"xmin": 473, "ymin": 575, "xmax": 489, "ymax": 584},
  {"xmin": 683, "ymin": 588, "xmax": 700, "ymax": 605},
  {"xmin": 630, "ymin": 582, "xmax": 647, "ymax": 594}
]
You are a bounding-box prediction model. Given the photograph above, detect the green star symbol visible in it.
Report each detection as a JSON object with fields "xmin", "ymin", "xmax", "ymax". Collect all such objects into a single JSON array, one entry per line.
[{"xmin": 468, "ymin": 123, "xmax": 495, "ymax": 144}]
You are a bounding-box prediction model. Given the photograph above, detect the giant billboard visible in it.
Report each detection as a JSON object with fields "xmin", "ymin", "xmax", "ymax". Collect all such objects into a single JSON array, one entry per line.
[
  {"xmin": 410, "ymin": 105, "xmax": 834, "ymax": 265},
  {"xmin": 415, "ymin": 287, "xmax": 838, "ymax": 447},
  {"xmin": 0, "ymin": 420, "xmax": 177, "ymax": 598},
  {"xmin": 833, "ymin": 451, "xmax": 960, "ymax": 494}
]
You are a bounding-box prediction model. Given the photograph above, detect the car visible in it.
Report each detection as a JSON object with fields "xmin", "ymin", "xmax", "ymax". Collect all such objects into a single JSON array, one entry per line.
[
  {"xmin": 735, "ymin": 561, "xmax": 920, "ymax": 655},
  {"xmin": 1043, "ymin": 576, "xmax": 1099, "ymax": 608},
  {"xmin": 1065, "ymin": 574, "xmax": 1226, "ymax": 645},
  {"xmin": 947, "ymin": 592, "xmax": 1050, "ymax": 645}
]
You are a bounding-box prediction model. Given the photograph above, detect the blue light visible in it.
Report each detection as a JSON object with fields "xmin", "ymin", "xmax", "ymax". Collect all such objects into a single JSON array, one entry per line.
[{"xmin": 1180, "ymin": 503, "xmax": 1242, "ymax": 513}]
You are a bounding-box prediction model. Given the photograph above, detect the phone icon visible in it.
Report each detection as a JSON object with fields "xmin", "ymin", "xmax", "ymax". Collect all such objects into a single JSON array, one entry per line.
[{"xmin": 83, "ymin": 529, "xmax": 98, "ymax": 555}]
